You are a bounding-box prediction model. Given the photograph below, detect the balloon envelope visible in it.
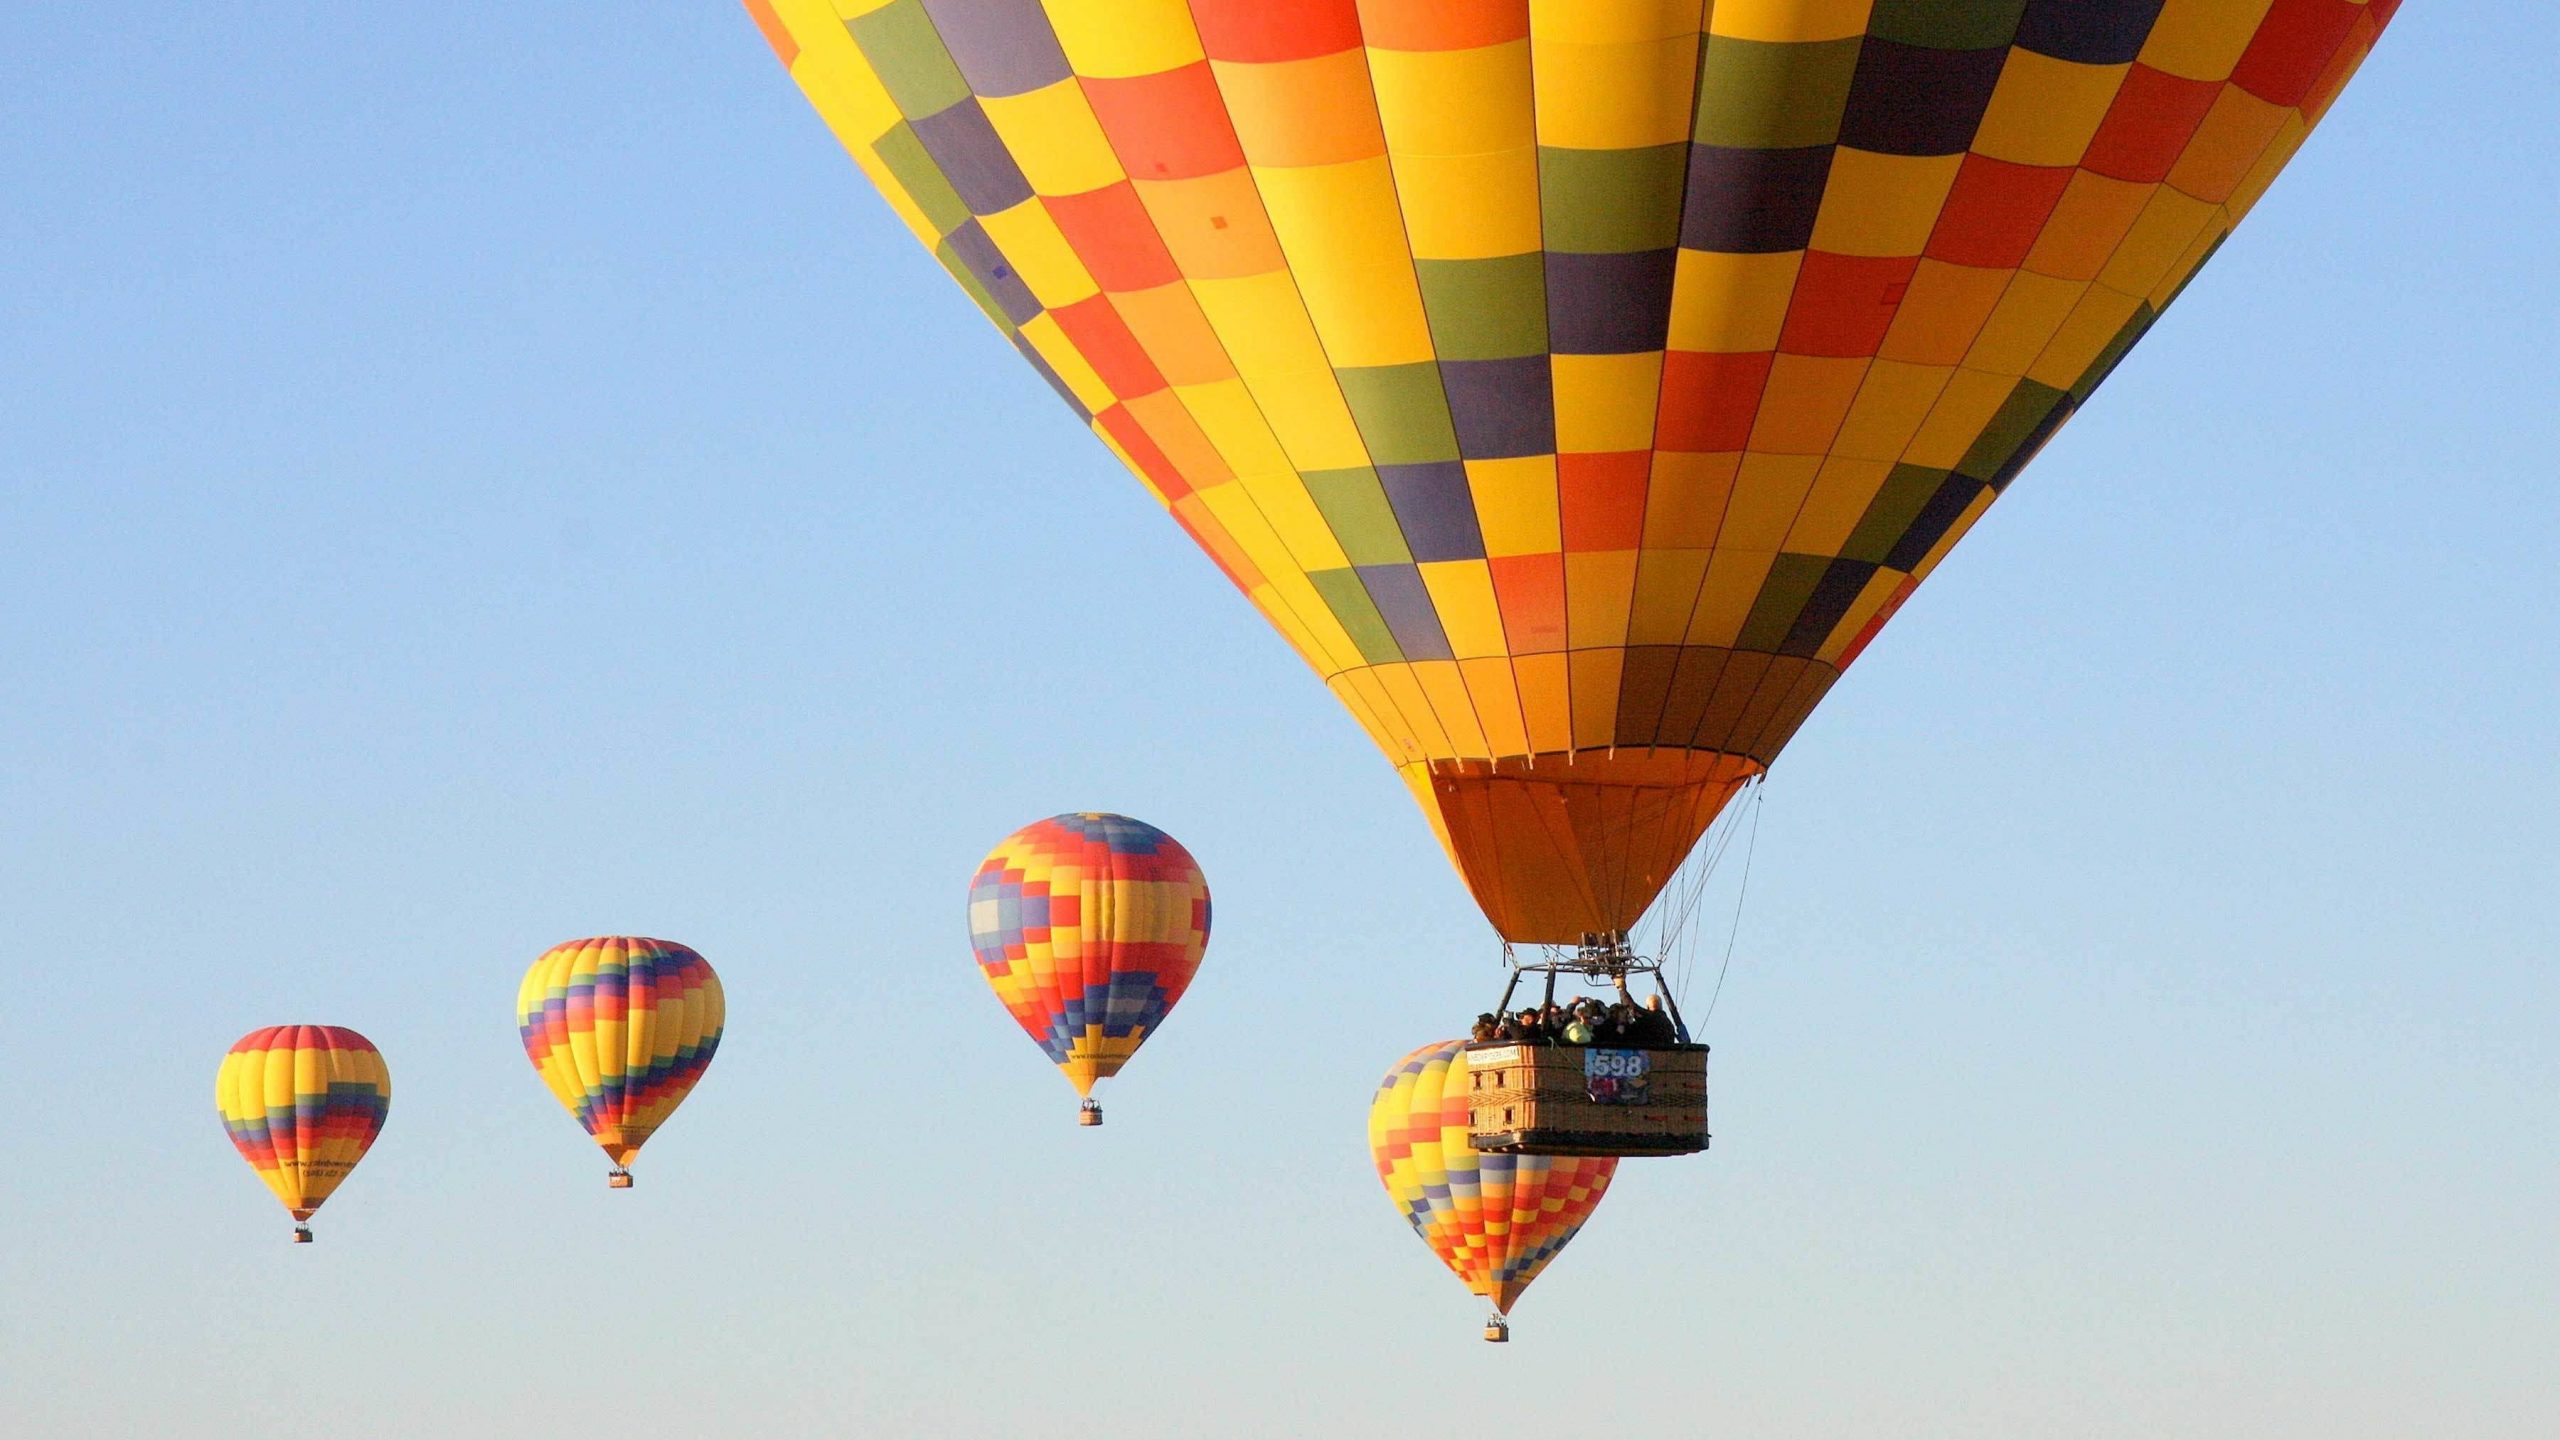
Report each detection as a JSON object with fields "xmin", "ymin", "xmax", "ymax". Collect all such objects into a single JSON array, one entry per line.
[
  {"xmin": 1369, "ymin": 1038, "xmax": 1616, "ymax": 1313},
  {"xmin": 516, "ymin": 937, "xmax": 724, "ymax": 1171},
  {"xmin": 750, "ymin": 0, "xmax": 2399, "ymax": 941},
  {"xmin": 216, "ymin": 1025, "xmax": 390, "ymax": 1226},
  {"xmin": 968, "ymin": 812, "xmax": 1211, "ymax": 1097}
]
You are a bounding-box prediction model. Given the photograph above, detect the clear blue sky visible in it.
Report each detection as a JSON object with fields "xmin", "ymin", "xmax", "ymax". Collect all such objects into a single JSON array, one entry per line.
[{"xmin": 3, "ymin": 7, "xmax": 2553, "ymax": 1438}]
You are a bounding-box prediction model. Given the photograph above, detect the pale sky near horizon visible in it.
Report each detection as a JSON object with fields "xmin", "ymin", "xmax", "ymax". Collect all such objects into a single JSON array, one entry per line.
[{"xmin": 3, "ymin": 7, "xmax": 2555, "ymax": 1439}]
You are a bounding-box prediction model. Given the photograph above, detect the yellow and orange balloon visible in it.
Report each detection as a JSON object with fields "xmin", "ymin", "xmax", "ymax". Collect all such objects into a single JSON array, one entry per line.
[
  {"xmin": 216, "ymin": 1025, "xmax": 391, "ymax": 1242},
  {"xmin": 516, "ymin": 936, "xmax": 725, "ymax": 1186},
  {"xmin": 1370, "ymin": 1038, "xmax": 1616, "ymax": 1330},
  {"xmin": 747, "ymin": 0, "xmax": 2399, "ymax": 945}
]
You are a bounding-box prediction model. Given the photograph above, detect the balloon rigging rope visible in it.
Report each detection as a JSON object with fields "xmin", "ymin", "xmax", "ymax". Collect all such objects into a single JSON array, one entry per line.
[
  {"xmin": 1695, "ymin": 783, "xmax": 1764, "ymax": 1031},
  {"xmin": 1655, "ymin": 772, "xmax": 1759, "ymax": 1002}
]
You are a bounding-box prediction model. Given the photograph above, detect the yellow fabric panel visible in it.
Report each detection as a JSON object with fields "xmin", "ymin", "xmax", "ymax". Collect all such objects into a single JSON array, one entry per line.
[
  {"xmin": 1708, "ymin": 0, "xmax": 1873, "ymax": 43},
  {"xmin": 1384, "ymin": 148, "xmax": 1546, "ymax": 260},
  {"xmin": 2141, "ymin": 0, "xmax": 2281, "ymax": 82},
  {"xmin": 1118, "ymin": 284, "xmax": 1236, "ymax": 385},
  {"xmin": 1528, "ymin": 21, "xmax": 1705, "ymax": 150},
  {"xmin": 1336, "ymin": 667, "xmax": 1422, "ymax": 761},
  {"xmin": 1233, "ymin": 467, "xmax": 1352, "ymax": 570},
  {"xmin": 1458, "ymin": 657, "xmax": 1533, "ymax": 758},
  {"xmin": 1628, "ymin": 549, "xmax": 1712, "ymax": 645},
  {"xmin": 1812, "ymin": 150, "xmax": 1965, "ymax": 258},
  {"xmin": 1686, "ymin": 548, "xmax": 1777, "ymax": 647},
  {"xmin": 1039, "ymin": 0, "xmax": 1204, "ymax": 78},
  {"xmin": 1250, "ymin": 158, "xmax": 1435, "ymax": 367},
  {"xmin": 2149, "ymin": 217, "xmax": 2231, "ymax": 310},
  {"xmin": 1368, "ymin": 42, "xmax": 1532, "ymax": 155},
  {"xmin": 1785, "ymin": 455, "xmax": 1895, "ymax": 556},
  {"xmin": 1421, "ymin": 560, "xmax": 1511, "ymax": 660},
  {"xmin": 1514, "ymin": 651, "xmax": 1574, "ymax": 753},
  {"xmin": 1972, "ymin": 53, "xmax": 2127, "ymax": 168},
  {"xmin": 2098, "ymin": 187, "xmax": 2219, "ymax": 300},
  {"xmin": 1568, "ymin": 646, "xmax": 1627, "ymax": 751},
  {"xmin": 1180, "ymin": 378, "xmax": 1293, "ymax": 477},
  {"xmin": 977, "ymin": 200, "xmax": 1100, "ymax": 310},
  {"xmin": 1716, "ymin": 452, "xmax": 1822, "ymax": 553},
  {"xmin": 1470, "ymin": 456, "xmax": 1562, "ymax": 556},
  {"xmin": 1669, "ymin": 250, "xmax": 1803, "ymax": 352},
  {"xmin": 1553, "ymin": 353, "xmax": 1664, "ymax": 452},
  {"xmin": 1263, "ymin": 563, "xmax": 1367, "ymax": 672},
  {"xmin": 1189, "ymin": 273, "xmax": 1369, "ymax": 469},
  {"xmin": 1833, "ymin": 359, "xmax": 1954, "ymax": 463},
  {"xmin": 1642, "ymin": 451, "xmax": 1740, "ymax": 549},
  {"xmin": 981, "ymin": 81, "xmax": 1126, "ymax": 197},
  {"xmin": 1903, "ymin": 367, "xmax": 2018, "ymax": 470},
  {"xmin": 1565, "ymin": 550, "xmax": 1641, "ymax": 650},
  {"xmin": 1966, "ymin": 271, "xmax": 2090, "ymax": 377},
  {"xmin": 1370, "ymin": 662, "xmax": 1460, "ymax": 761},
  {"xmin": 1413, "ymin": 660, "xmax": 1495, "ymax": 758}
]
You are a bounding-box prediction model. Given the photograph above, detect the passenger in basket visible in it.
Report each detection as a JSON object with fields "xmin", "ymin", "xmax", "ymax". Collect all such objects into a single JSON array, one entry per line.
[
  {"xmin": 1470, "ymin": 1013, "xmax": 1500, "ymax": 1044},
  {"xmin": 1512, "ymin": 1008, "xmax": 1547, "ymax": 1044},
  {"xmin": 1541, "ymin": 1002, "xmax": 1570, "ymax": 1040},
  {"xmin": 1605, "ymin": 1000, "xmax": 1640, "ymax": 1043},
  {"xmin": 1637, "ymin": 995, "xmax": 1679, "ymax": 1045},
  {"xmin": 1561, "ymin": 1007, "xmax": 1594, "ymax": 1044}
]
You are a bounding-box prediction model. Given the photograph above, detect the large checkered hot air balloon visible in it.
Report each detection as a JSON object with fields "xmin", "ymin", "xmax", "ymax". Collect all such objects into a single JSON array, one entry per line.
[
  {"xmin": 1371, "ymin": 1038, "xmax": 1617, "ymax": 1340},
  {"xmin": 216, "ymin": 1025, "xmax": 391, "ymax": 1243},
  {"xmin": 968, "ymin": 813, "xmax": 1211, "ymax": 1124},
  {"xmin": 516, "ymin": 937, "xmax": 725, "ymax": 1188},
  {"xmin": 747, "ymin": 2, "xmax": 2397, "ymax": 951}
]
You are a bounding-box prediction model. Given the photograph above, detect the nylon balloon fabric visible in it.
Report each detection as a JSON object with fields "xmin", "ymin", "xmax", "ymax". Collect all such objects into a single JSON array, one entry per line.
[
  {"xmin": 967, "ymin": 812, "xmax": 1211, "ymax": 1096},
  {"xmin": 748, "ymin": 0, "xmax": 2399, "ymax": 941},
  {"xmin": 216, "ymin": 1025, "xmax": 391, "ymax": 1225},
  {"xmin": 1369, "ymin": 1039, "xmax": 1617, "ymax": 1313},
  {"xmin": 516, "ymin": 937, "xmax": 724, "ymax": 1170}
]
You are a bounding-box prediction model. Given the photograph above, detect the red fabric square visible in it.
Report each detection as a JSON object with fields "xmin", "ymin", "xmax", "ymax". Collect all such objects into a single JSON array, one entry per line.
[
  {"xmin": 1488, "ymin": 554, "xmax": 1566, "ymax": 653},
  {"xmin": 1927, "ymin": 154, "xmax": 2073, "ymax": 268},
  {"xmin": 2232, "ymin": 0, "xmax": 2364, "ymax": 108},
  {"xmin": 2083, "ymin": 65, "xmax": 2222, "ymax": 183},
  {"xmin": 1082, "ymin": 63, "xmax": 1247, "ymax": 180},
  {"xmin": 1050, "ymin": 295, "xmax": 1168, "ymax": 399},
  {"xmin": 1657, "ymin": 350, "xmax": 1776, "ymax": 453},
  {"xmin": 1190, "ymin": 0, "xmax": 1365, "ymax": 62},
  {"xmin": 1097, "ymin": 404, "xmax": 1191, "ymax": 501},
  {"xmin": 1779, "ymin": 252, "xmax": 1921, "ymax": 359},
  {"xmin": 1044, "ymin": 182, "xmax": 1181, "ymax": 291},
  {"xmin": 1558, "ymin": 452, "xmax": 1650, "ymax": 553}
]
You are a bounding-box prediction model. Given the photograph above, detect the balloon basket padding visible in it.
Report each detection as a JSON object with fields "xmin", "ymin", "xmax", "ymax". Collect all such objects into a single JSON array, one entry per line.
[
  {"xmin": 1460, "ymin": 1041, "xmax": 1710, "ymax": 1158},
  {"xmin": 291, "ymin": 1226, "xmax": 313, "ymax": 1244},
  {"xmin": 1482, "ymin": 1316, "xmax": 1510, "ymax": 1344},
  {"xmin": 1076, "ymin": 1101, "xmax": 1103, "ymax": 1128},
  {"xmin": 608, "ymin": 1171, "xmax": 633, "ymax": 1189}
]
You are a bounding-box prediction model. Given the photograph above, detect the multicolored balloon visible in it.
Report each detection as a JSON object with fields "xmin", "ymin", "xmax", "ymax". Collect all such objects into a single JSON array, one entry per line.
[
  {"xmin": 968, "ymin": 813, "xmax": 1210, "ymax": 1123},
  {"xmin": 747, "ymin": 0, "xmax": 2400, "ymax": 945},
  {"xmin": 1370, "ymin": 1039, "xmax": 1616, "ymax": 1333},
  {"xmin": 216, "ymin": 1025, "xmax": 391, "ymax": 1242},
  {"xmin": 516, "ymin": 936, "xmax": 725, "ymax": 1187}
]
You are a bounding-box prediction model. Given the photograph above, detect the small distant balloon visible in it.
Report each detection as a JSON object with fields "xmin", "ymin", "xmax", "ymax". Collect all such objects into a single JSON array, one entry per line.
[
  {"xmin": 968, "ymin": 813, "xmax": 1209, "ymax": 1125},
  {"xmin": 216, "ymin": 1025, "xmax": 391, "ymax": 1242},
  {"xmin": 1370, "ymin": 1039, "xmax": 1616, "ymax": 1334},
  {"xmin": 516, "ymin": 936, "xmax": 724, "ymax": 1187}
]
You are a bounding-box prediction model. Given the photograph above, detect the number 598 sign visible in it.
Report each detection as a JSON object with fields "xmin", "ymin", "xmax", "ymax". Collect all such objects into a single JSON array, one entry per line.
[{"xmin": 1584, "ymin": 1048, "xmax": 1652, "ymax": 1104}]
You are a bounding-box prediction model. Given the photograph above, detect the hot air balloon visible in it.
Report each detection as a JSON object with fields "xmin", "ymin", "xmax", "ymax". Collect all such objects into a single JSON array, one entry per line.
[
  {"xmin": 968, "ymin": 812, "xmax": 1210, "ymax": 1124},
  {"xmin": 216, "ymin": 1025, "xmax": 391, "ymax": 1243},
  {"xmin": 516, "ymin": 936, "xmax": 725, "ymax": 1187},
  {"xmin": 1372, "ymin": 1038, "xmax": 1617, "ymax": 1340},
  {"xmin": 748, "ymin": 0, "xmax": 2395, "ymax": 1052}
]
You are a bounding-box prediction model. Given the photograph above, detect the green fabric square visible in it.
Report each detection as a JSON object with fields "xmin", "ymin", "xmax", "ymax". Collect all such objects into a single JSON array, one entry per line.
[
  {"xmin": 1539, "ymin": 144, "xmax": 1688, "ymax": 253},
  {"xmin": 848, "ymin": 0, "xmax": 973, "ymax": 119},
  {"xmin": 1736, "ymin": 553, "xmax": 1832, "ymax": 654},
  {"xmin": 1335, "ymin": 364, "xmax": 1461, "ymax": 466},
  {"xmin": 1692, "ymin": 38, "xmax": 1862, "ymax": 149},
  {"xmin": 1415, "ymin": 255, "xmax": 1549, "ymax": 360},
  {"xmin": 1957, "ymin": 380, "xmax": 2070, "ymax": 482},
  {"xmin": 1302, "ymin": 467, "xmax": 1413, "ymax": 567},
  {"xmin": 1867, "ymin": 0, "xmax": 2030, "ymax": 50},
  {"xmin": 872, "ymin": 123, "xmax": 971, "ymax": 237},
  {"xmin": 1840, "ymin": 464, "xmax": 1952, "ymax": 566},
  {"xmin": 1307, "ymin": 568, "xmax": 1405, "ymax": 665}
]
